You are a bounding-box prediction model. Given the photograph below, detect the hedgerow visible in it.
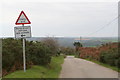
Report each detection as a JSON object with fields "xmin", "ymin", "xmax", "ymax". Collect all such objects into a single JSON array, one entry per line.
[
  {"xmin": 2, "ymin": 38, "xmax": 57, "ymax": 76},
  {"xmin": 79, "ymin": 43, "xmax": 120, "ymax": 68}
]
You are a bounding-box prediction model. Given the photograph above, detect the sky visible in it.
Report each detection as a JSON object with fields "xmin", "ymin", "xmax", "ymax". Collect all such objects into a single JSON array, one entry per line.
[{"xmin": 0, "ymin": 0, "xmax": 119, "ymax": 37}]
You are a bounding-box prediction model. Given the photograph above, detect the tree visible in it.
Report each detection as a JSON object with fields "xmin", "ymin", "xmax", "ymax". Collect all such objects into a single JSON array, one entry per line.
[
  {"xmin": 73, "ymin": 42, "xmax": 83, "ymax": 51},
  {"xmin": 41, "ymin": 37, "xmax": 59, "ymax": 56},
  {"xmin": 73, "ymin": 42, "xmax": 83, "ymax": 57}
]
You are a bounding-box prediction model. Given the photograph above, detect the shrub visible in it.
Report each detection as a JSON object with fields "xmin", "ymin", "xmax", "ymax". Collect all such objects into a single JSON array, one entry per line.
[
  {"xmin": 79, "ymin": 42, "xmax": 119, "ymax": 68},
  {"xmin": 2, "ymin": 38, "xmax": 53, "ymax": 76},
  {"xmin": 60, "ymin": 47, "xmax": 75, "ymax": 55},
  {"xmin": 100, "ymin": 48, "xmax": 119, "ymax": 67},
  {"xmin": 2, "ymin": 38, "xmax": 23, "ymax": 72},
  {"xmin": 41, "ymin": 37, "xmax": 59, "ymax": 56}
]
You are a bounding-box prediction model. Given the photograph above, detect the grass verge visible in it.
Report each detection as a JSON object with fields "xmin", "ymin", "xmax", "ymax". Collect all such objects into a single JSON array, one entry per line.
[
  {"xmin": 4, "ymin": 56, "xmax": 64, "ymax": 78},
  {"xmin": 85, "ymin": 58, "xmax": 120, "ymax": 72}
]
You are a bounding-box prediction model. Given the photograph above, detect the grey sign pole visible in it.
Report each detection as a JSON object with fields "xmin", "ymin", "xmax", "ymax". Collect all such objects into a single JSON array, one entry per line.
[
  {"xmin": 22, "ymin": 24, "xmax": 26, "ymax": 72},
  {"xmin": 15, "ymin": 11, "xmax": 31, "ymax": 72}
]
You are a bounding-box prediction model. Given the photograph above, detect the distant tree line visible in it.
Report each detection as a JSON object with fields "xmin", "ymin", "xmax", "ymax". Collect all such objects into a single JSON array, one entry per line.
[{"xmin": 2, "ymin": 38, "xmax": 59, "ymax": 76}]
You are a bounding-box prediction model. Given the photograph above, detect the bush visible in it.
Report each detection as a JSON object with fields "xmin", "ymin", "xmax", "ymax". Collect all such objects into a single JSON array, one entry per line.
[
  {"xmin": 2, "ymin": 38, "xmax": 23, "ymax": 73},
  {"xmin": 27, "ymin": 42, "xmax": 51, "ymax": 65},
  {"xmin": 99, "ymin": 48, "xmax": 119, "ymax": 67},
  {"xmin": 41, "ymin": 37, "xmax": 59, "ymax": 56},
  {"xmin": 60, "ymin": 47, "xmax": 75, "ymax": 55},
  {"xmin": 2, "ymin": 38, "xmax": 53, "ymax": 76},
  {"xmin": 117, "ymin": 58, "xmax": 120, "ymax": 68},
  {"xmin": 79, "ymin": 43, "xmax": 120, "ymax": 69}
]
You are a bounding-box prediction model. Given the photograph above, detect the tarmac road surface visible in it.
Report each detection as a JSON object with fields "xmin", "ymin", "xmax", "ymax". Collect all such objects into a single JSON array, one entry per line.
[{"xmin": 59, "ymin": 56, "xmax": 118, "ymax": 78}]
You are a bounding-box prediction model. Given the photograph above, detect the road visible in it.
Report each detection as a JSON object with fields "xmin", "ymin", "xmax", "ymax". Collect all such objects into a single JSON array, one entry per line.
[{"xmin": 59, "ymin": 56, "xmax": 118, "ymax": 78}]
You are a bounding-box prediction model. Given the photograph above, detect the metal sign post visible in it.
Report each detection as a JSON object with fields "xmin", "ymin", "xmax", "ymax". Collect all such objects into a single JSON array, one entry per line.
[
  {"xmin": 22, "ymin": 24, "xmax": 26, "ymax": 72},
  {"xmin": 23, "ymin": 38, "xmax": 26, "ymax": 72},
  {"xmin": 15, "ymin": 11, "xmax": 31, "ymax": 72}
]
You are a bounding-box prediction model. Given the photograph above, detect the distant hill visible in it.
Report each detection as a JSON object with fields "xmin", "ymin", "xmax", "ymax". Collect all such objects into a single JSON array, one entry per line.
[{"xmin": 26, "ymin": 37, "xmax": 118, "ymax": 48}]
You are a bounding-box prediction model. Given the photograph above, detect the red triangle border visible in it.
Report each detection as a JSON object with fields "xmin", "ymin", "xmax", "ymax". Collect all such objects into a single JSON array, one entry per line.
[{"xmin": 15, "ymin": 11, "xmax": 31, "ymax": 25}]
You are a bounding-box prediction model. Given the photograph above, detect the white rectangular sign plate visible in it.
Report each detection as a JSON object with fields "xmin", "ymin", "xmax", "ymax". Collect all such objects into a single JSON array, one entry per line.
[{"xmin": 14, "ymin": 26, "xmax": 31, "ymax": 38}]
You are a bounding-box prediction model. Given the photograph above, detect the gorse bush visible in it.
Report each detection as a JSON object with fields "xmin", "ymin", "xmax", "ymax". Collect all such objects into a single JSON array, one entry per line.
[
  {"xmin": 2, "ymin": 38, "xmax": 55, "ymax": 76},
  {"xmin": 99, "ymin": 43, "xmax": 120, "ymax": 68},
  {"xmin": 100, "ymin": 48, "xmax": 119, "ymax": 67},
  {"xmin": 25, "ymin": 41, "xmax": 51, "ymax": 65},
  {"xmin": 2, "ymin": 38, "xmax": 23, "ymax": 73}
]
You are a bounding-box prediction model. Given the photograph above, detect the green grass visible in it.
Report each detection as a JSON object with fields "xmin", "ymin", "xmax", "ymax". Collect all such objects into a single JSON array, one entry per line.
[
  {"xmin": 4, "ymin": 56, "xmax": 64, "ymax": 78},
  {"xmin": 85, "ymin": 58, "xmax": 120, "ymax": 72}
]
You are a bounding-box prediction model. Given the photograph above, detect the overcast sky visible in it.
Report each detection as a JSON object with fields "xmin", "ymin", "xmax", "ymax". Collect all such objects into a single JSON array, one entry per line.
[{"xmin": 0, "ymin": 0, "xmax": 119, "ymax": 37}]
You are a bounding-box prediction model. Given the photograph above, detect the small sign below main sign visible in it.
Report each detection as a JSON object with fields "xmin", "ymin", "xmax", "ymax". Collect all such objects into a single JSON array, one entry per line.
[
  {"xmin": 14, "ymin": 26, "xmax": 31, "ymax": 38},
  {"xmin": 15, "ymin": 11, "xmax": 31, "ymax": 25}
]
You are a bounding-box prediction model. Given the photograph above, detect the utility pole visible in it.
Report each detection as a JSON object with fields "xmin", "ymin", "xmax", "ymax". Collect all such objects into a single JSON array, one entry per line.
[{"xmin": 80, "ymin": 36, "xmax": 82, "ymax": 42}]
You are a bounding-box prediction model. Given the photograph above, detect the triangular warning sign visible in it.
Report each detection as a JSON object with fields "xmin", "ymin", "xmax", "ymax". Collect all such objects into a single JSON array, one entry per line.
[{"xmin": 15, "ymin": 11, "xmax": 31, "ymax": 25}]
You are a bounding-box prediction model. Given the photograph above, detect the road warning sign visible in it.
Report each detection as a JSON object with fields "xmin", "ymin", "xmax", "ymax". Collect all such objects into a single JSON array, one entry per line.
[
  {"xmin": 14, "ymin": 26, "xmax": 31, "ymax": 38},
  {"xmin": 15, "ymin": 11, "xmax": 31, "ymax": 25}
]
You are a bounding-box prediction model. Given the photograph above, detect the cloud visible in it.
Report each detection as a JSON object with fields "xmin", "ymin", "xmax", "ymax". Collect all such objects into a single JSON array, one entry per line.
[
  {"xmin": 1, "ymin": 1, "xmax": 118, "ymax": 37},
  {"xmin": 1, "ymin": 0, "xmax": 120, "ymax": 3}
]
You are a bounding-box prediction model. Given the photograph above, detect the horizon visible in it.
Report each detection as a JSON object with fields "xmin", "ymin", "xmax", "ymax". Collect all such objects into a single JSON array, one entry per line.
[{"xmin": 0, "ymin": 36, "xmax": 118, "ymax": 38}]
